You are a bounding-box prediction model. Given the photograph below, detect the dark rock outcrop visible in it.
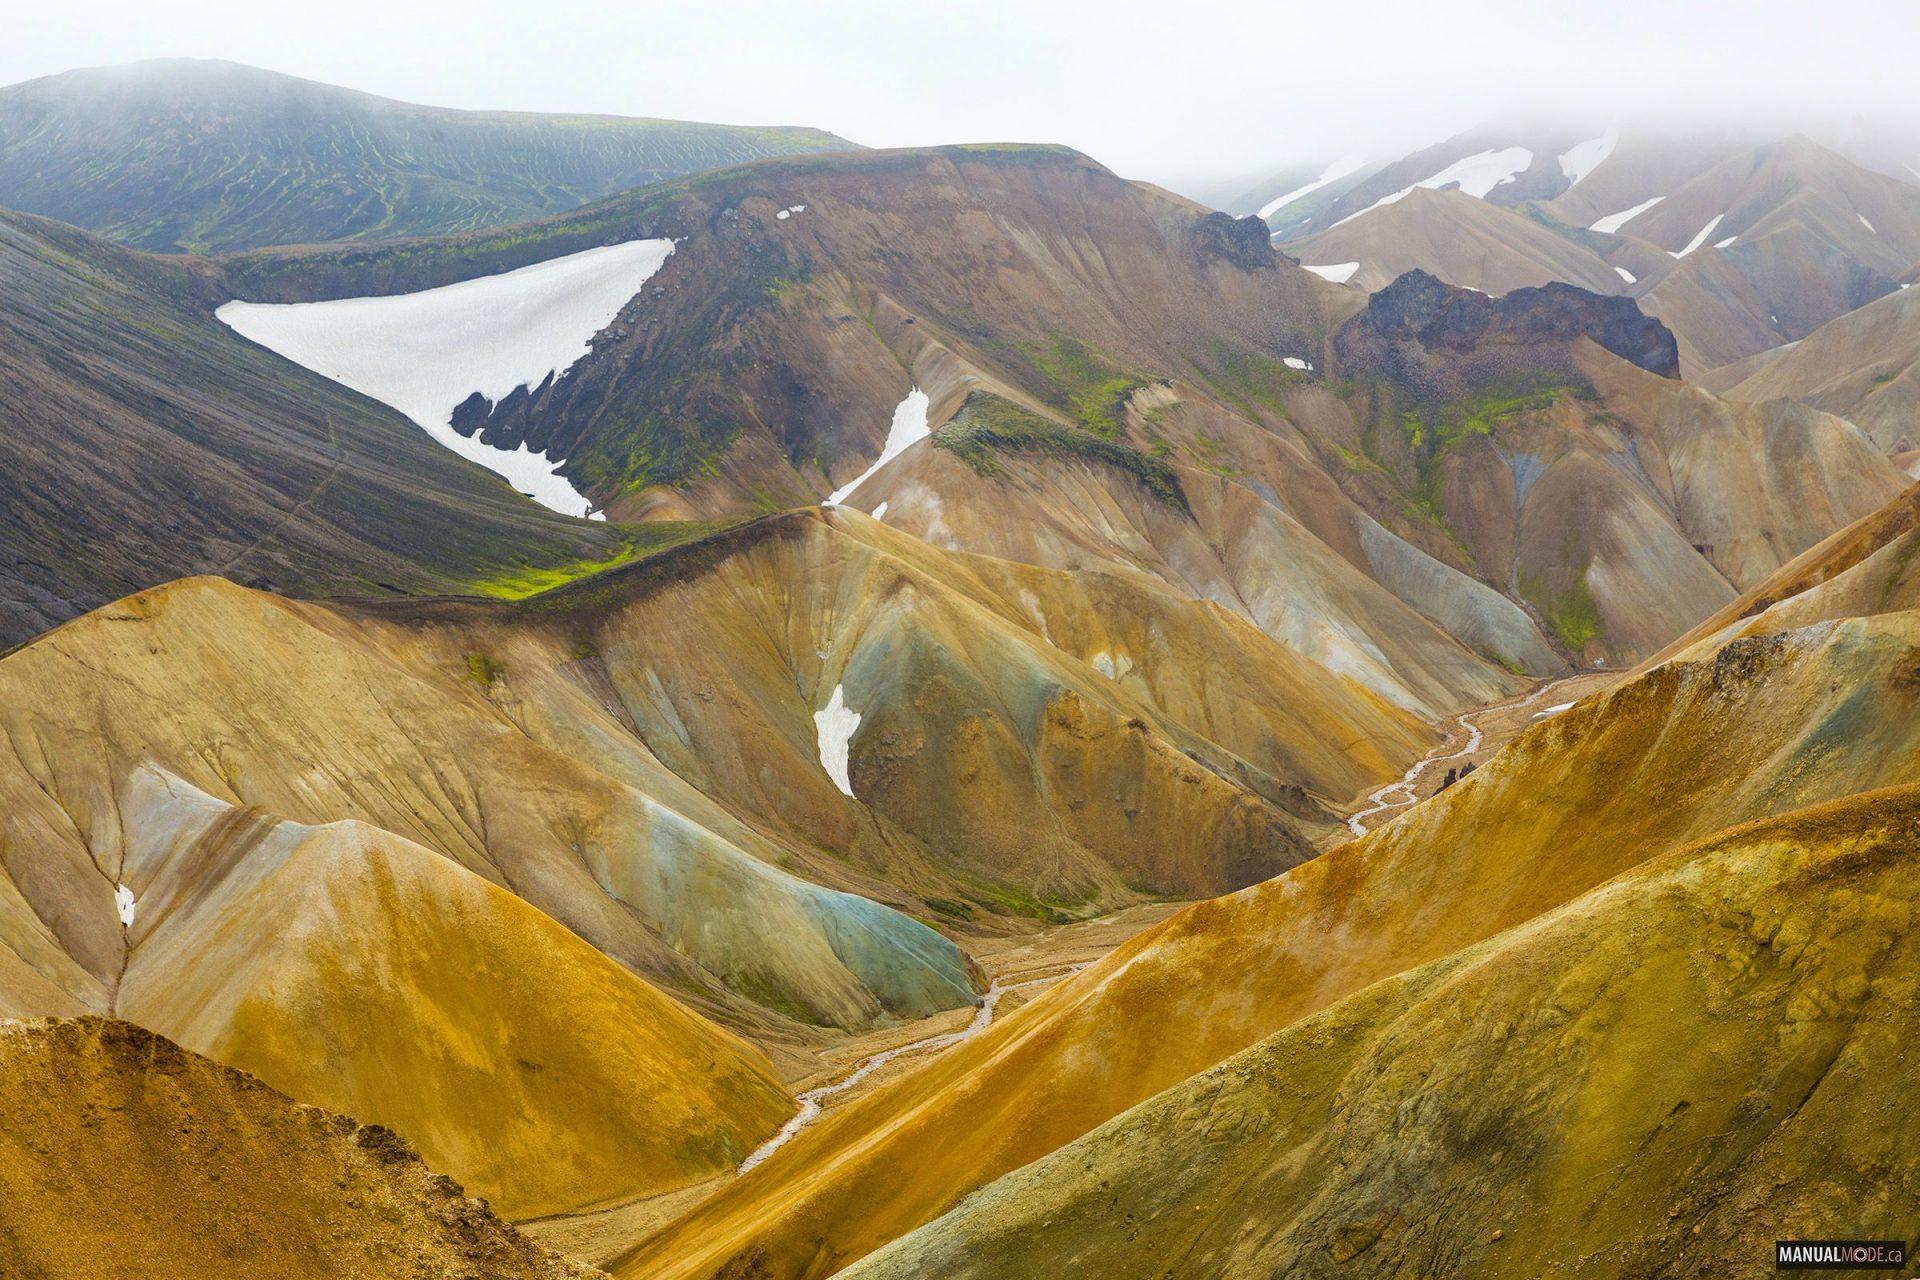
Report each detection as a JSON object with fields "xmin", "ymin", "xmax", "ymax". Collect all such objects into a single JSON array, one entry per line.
[
  {"xmin": 1190, "ymin": 211, "xmax": 1278, "ymax": 272},
  {"xmin": 1335, "ymin": 269, "xmax": 1680, "ymax": 398}
]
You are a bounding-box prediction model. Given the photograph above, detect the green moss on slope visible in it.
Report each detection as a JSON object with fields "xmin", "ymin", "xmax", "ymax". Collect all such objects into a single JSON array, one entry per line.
[{"xmin": 933, "ymin": 393, "xmax": 1188, "ymax": 511}]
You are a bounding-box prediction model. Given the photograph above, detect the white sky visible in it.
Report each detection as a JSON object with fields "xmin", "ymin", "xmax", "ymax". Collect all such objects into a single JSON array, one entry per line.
[{"xmin": 6, "ymin": 0, "xmax": 1919, "ymax": 195}]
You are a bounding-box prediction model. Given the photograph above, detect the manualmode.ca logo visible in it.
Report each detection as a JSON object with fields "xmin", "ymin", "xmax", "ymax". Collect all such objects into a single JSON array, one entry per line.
[{"xmin": 1775, "ymin": 1240, "xmax": 1907, "ymax": 1270}]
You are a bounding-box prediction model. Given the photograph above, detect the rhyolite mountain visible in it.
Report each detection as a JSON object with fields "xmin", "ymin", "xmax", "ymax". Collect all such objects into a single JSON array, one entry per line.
[
  {"xmin": 1254, "ymin": 127, "xmax": 1920, "ymax": 378},
  {"xmin": 0, "ymin": 59, "xmax": 854, "ymax": 252},
  {"xmin": 206, "ymin": 145, "xmax": 1900, "ymax": 678},
  {"xmin": 632, "ymin": 500, "xmax": 1920, "ymax": 1277}
]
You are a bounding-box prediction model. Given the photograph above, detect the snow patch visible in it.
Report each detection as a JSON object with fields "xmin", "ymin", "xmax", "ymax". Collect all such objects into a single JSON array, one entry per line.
[
  {"xmin": 825, "ymin": 387, "xmax": 932, "ymax": 506},
  {"xmin": 115, "ymin": 884, "xmax": 136, "ymax": 927},
  {"xmin": 1283, "ymin": 356, "xmax": 1312, "ymax": 370},
  {"xmin": 1860, "ymin": 213, "xmax": 1877, "ymax": 233},
  {"xmin": 1590, "ymin": 195, "xmax": 1663, "ymax": 234},
  {"xmin": 1333, "ymin": 147, "xmax": 1533, "ymax": 227},
  {"xmin": 1257, "ymin": 155, "xmax": 1367, "ymax": 220},
  {"xmin": 813, "ymin": 683, "xmax": 862, "ymax": 798},
  {"xmin": 1713, "ymin": 235, "xmax": 1738, "ymax": 249},
  {"xmin": 776, "ymin": 204, "xmax": 807, "ymax": 220},
  {"xmin": 1671, "ymin": 214, "xmax": 1725, "ymax": 258},
  {"xmin": 1533, "ymin": 702, "xmax": 1575, "ymax": 719},
  {"xmin": 1614, "ymin": 266, "xmax": 1637, "ymax": 284},
  {"xmin": 1301, "ymin": 261, "xmax": 1360, "ymax": 284},
  {"xmin": 217, "ymin": 239, "xmax": 675, "ymax": 517},
  {"xmin": 869, "ymin": 501, "xmax": 888, "ymax": 522},
  {"xmin": 1557, "ymin": 128, "xmax": 1618, "ymax": 189}
]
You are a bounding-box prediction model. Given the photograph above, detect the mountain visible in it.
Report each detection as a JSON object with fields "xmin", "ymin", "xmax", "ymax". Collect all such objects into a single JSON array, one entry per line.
[
  {"xmin": 0, "ymin": 1017, "xmax": 599, "ymax": 1280},
  {"xmin": 0, "ymin": 204, "xmax": 637, "ymax": 648},
  {"xmin": 846, "ymin": 786, "xmax": 1920, "ymax": 1280},
  {"xmin": 1246, "ymin": 127, "xmax": 1920, "ymax": 379},
  {"xmin": 1281, "ymin": 186, "xmax": 1631, "ymax": 296},
  {"xmin": 0, "ymin": 59, "xmax": 855, "ymax": 252},
  {"xmin": 201, "ymin": 146, "xmax": 1899, "ymax": 683},
  {"xmin": 629, "ymin": 558, "xmax": 1920, "ymax": 1279},
  {"xmin": 1715, "ymin": 281, "xmax": 1920, "ymax": 450}
]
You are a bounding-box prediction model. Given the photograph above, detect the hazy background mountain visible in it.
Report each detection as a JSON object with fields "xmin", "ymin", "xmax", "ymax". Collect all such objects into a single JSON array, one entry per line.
[{"xmin": 0, "ymin": 59, "xmax": 854, "ymax": 251}]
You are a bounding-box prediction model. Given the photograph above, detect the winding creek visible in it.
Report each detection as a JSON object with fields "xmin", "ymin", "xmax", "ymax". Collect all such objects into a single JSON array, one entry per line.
[
  {"xmin": 1344, "ymin": 674, "xmax": 1590, "ymax": 838},
  {"xmin": 739, "ymin": 964, "xmax": 1087, "ymax": 1174}
]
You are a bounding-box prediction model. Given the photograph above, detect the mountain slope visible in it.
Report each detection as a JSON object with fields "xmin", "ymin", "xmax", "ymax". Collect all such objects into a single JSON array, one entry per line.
[
  {"xmin": 0, "ymin": 205, "xmax": 629, "ymax": 648},
  {"xmin": 847, "ymin": 786, "xmax": 1920, "ymax": 1280},
  {"xmin": 0, "ymin": 1017, "xmax": 599, "ymax": 1280},
  {"xmin": 1282, "ymin": 186, "xmax": 1630, "ymax": 296},
  {"xmin": 624, "ymin": 598, "xmax": 1920, "ymax": 1279},
  {"xmin": 0, "ymin": 59, "xmax": 854, "ymax": 252},
  {"xmin": 1719, "ymin": 283, "xmax": 1920, "ymax": 450}
]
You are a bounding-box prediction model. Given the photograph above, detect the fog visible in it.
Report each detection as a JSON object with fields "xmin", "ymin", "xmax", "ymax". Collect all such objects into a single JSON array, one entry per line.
[{"xmin": 6, "ymin": 0, "xmax": 1918, "ymax": 197}]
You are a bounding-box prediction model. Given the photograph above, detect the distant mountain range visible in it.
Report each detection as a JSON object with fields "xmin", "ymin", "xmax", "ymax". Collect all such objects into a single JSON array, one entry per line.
[{"xmin": 0, "ymin": 59, "xmax": 855, "ymax": 251}]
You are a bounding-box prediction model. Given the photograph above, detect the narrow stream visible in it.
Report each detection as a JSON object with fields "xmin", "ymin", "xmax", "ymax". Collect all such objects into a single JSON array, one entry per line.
[
  {"xmin": 738, "ymin": 964, "xmax": 1086, "ymax": 1175},
  {"xmin": 1345, "ymin": 675, "xmax": 1587, "ymax": 838}
]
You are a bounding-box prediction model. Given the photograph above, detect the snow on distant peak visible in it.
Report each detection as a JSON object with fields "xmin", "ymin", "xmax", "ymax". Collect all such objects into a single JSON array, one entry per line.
[
  {"xmin": 1332, "ymin": 147, "xmax": 1533, "ymax": 228},
  {"xmin": 776, "ymin": 204, "xmax": 808, "ymax": 220},
  {"xmin": 217, "ymin": 239, "xmax": 675, "ymax": 518},
  {"xmin": 1301, "ymin": 261, "xmax": 1361, "ymax": 284},
  {"xmin": 115, "ymin": 884, "xmax": 136, "ymax": 927},
  {"xmin": 1257, "ymin": 155, "xmax": 1367, "ymax": 221},
  {"xmin": 1557, "ymin": 128, "xmax": 1618, "ymax": 190},
  {"xmin": 1860, "ymin": 213, "xmax": 1877, "ymax": 233},
  {"xmin": 1590, "ymin": 195, "xmax": 1663, "ymax": 234},
  {"xmin": 1672, "ymin": 214, "xmax": 1725, "ymax": 258},
  {"xmin": 825, "ymin": 387, "xmax": 932, "ymax": 506},
  {"xmin": 1614, "ymin": 266, "xmax": 1637, "ymax": 284},
  {"xmin": 814, "ymin": 683, "xmax": 862, "ymax": 798},
  {"xmin": 1713, "ymin": 234, "xmax": 1738, "ymax": 249}
]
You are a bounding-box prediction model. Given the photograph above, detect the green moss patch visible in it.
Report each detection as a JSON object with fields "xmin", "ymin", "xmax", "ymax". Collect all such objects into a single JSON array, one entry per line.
[{"xmin": 933, "ymin": 392, "xmax": 1188, "ymax": 511}]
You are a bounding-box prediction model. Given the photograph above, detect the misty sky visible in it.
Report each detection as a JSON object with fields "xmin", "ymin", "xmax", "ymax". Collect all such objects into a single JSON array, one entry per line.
[{"xmin": 8, "ymin": 0, "xmax": 1920, "ymax": 194}]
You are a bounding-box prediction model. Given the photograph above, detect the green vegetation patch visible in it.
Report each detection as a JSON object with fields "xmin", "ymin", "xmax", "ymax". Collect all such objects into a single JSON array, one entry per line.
[
  {"xmin": 1390, "ymin": 383, "xmax": 1582, "ymax": 523},
  {"xmin": 1520, "ymin": 566, "xmax": 1605, "ymax": 651},
  {"xmin": 1196, "ymin": 344, "xmax": 1309, "ymax": 420},
  {"xmin": 1016, "ymin": 335, "xmax": 1157, "ymax": 441},
  {"xmin": 933, "ymin": 392, "xmax": 1188, "ymax": 511},
  {"xmin": 464, "ymin": 523, "xmax": 731, "ymax": 600}
]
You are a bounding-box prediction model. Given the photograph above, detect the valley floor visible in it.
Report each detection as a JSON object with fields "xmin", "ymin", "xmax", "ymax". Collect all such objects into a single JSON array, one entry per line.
[{"xmin": 521, "ymin": 902, "xmax": 1185, "ymax": 1270}]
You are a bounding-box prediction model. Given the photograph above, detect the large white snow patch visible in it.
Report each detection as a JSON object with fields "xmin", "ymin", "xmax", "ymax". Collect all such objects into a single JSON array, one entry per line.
[
  {"xmin": 1258, "ymin": 155, "xmax": 1367, "ymax": 221},
  {"xmin": 216, "ymin": 238, "xmax": 675, "ymax": 518},
  {"xmin": 826, "ymin": 387, "xmax": 932, "ymax": 506},
  {"xmin": 1590, "ymin": 195, "xmax": 1663, "ymax": 234},
  {"xmin": 814, "ymin": 683, "xmax": 862, "ymax": 798},
  {"xmin": 1332, "ymin": 147, "xmax": 1533, "ymax": 227},
  {"xmin": 1614, "ymin": 266, "xmax": 1638, "ymax": 284},
  {"xmin": 1301, "ymin": 261, "xmax": 1361, "ymax": 284},
  {"xmin": 1557, "ymin": 129, "xmax": 1618, "ymax": 189},
  {"xmin": 115, "ymin": 884, "xmax": 136, "ymax": 927}
]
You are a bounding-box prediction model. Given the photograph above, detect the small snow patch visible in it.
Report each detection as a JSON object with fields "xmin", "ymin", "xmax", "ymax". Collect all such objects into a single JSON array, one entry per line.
[
  {"xmin": 1590, "ymin": 195, "xmax": 1663, "ymax": 234},
  {"xmin": 1302, "ymin": 261, "xmax": 1360, "ymax": 284},
  {"xmin": 1283, "ymin": 356, "xmax": 1312, "ymax": 371},
  {"xmin": 1860, "ymin": 213, "xmax": 1877, "ymax": 233},
  {"xmin": 1713, "ymin": 235, "xmax": 1738, "ymax": 249},
  {"xmin": 776, "ymin": 204, "xmax": 807, "ymax": 220},
  {"xmin": 813, "ymin": 684, "xmax": 862, "ymax": 798},
  {"xmin": 870, "ymin": 501, "xmax": 888, "ymax": 522},
  {"xmin": 1333, "ymin": 147, "xmax": 1532, "ymax": 227},
  {"xmin": 1614, "ymin": 266, "xmax": 1637, "ymax": 284},
  {"xmin": 1557, "ymin": 128, "xmax": 1618, "ymax": 189},
  {"xmin": 1532, "ymin": 702, "xmax": 1575, "ymax": 720},
  {"xmin": 827, "ymin": 387, "xmax": 932, "ymax": 506},
  {"xmin": 115, "ymin": 884, "xmax": 136, "ymax": 927},
  {"xmin": 1671, "ymin": 214, "xmax": 1725, "ymax": 258},
  {"xmin": 1258, "ymin": 155, "xmax": 1367, "ymax": 220}
]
